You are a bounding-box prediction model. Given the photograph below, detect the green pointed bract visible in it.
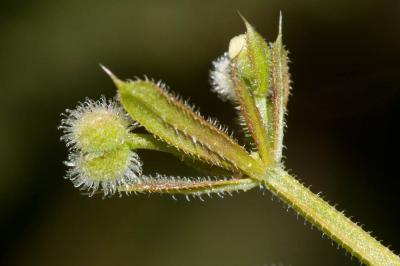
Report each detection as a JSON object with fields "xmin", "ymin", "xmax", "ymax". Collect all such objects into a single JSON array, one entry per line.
[
  {"xmin": 270, "ymin": 28, "xmax": 291, "ymax": 163},
  {"xmin": 103, "ymin": 69, "xmax": 265, "ymax": 178},
  {"xmin": 231, "ymin": 18, "xmax": 291, "ymax": 165},
  {"xmin": 233, "ymin": 77, "xmax": 272, "ymax": 164},
  {"xmin": 243, "ymin": 20, "xmax": 271, "ymax": 98},
  {"xmin": 243, "ymin": 22, "xmax": 273, "ymax": 149},
  {"xmin": 230, "ymin": 20, "xmax": 274, "ymax": 164}
]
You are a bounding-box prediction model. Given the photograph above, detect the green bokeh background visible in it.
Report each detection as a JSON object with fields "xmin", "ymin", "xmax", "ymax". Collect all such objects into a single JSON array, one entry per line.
[{"xmin": 1, "ymin": 1, "xmax": 399, "ymax": 265}]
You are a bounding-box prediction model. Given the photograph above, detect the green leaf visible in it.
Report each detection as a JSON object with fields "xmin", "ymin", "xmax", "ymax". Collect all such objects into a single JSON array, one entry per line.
[
  {"xmin": 102, "ymin": 66, "xmax": 265, "ymax": 179},
  {"xmin": 270, "ymin": 17, "xmax": 291, "ymax": 163},
  {"xmin": 120, "ymin": 175, "xmax": 257, "ymax": 197},
  {"xmin": 242, "ymin": 18, "xmax": 271, "ymax": 98},
  {"xmin": 232, "ymin": 16, "xmax": 292, "ymax": 164},
  {"xmin": 232, "ymin": 76, "xmax": 272, "ymax": 164},
  {"xmin": 229, "ymin": 18, "xmax": 273, "ymax": 164},
  {"xmin": 127, "ymin": 133, "xmax": 233, "ymax": 177}
]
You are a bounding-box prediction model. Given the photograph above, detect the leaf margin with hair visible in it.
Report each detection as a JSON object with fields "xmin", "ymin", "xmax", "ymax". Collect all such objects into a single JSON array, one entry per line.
[{"xmin": 102, "ymin": 68, "xmax": 266, "ymax": 179}]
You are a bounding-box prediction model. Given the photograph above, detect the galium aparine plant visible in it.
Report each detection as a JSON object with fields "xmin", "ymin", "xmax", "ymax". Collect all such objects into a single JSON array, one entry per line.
[{"xmin": 59, "ymin": 15, "xmax": 400, "ymax": 265}]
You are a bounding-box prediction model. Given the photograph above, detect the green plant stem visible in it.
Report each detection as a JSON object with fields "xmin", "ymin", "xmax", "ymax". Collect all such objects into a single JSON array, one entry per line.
[
  {"xmin": 121, "ymin": 177, "xmax": 257, "ymax": 196},
  {"xmin": 127, "ymin": 133, "xmax": 174, "ymax": 153},
  {"xmin": 260, "ymin": 167, "xmax": 400, "ymax": 266},
  {"xmin": 127, "ymin": 133, "xmax": 235, "ymax": 176}
]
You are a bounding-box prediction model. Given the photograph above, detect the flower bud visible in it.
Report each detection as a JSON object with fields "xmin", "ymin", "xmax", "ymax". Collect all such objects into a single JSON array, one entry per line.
[{"xmin": 228, "ymin": 34, "xmax": 246, "ymax": 59}]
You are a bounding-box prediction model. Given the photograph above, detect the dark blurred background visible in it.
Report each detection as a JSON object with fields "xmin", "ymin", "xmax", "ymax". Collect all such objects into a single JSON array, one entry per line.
[{"xmin": 1, "ymin": 0, "xmax": 399, "ymax": 265}]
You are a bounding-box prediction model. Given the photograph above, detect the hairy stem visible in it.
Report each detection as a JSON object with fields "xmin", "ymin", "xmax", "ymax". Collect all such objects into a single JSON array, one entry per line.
[
  {"xmin": 261, "ymin": 167, "xmax": 400, "ymax": 266},
  {"xmin": 127, "ymin": 133, "xmax": 175, "ymax": 153},
  {"xmin": 121, "ymin": 176, "xmax": 257, "ymax": 196}
]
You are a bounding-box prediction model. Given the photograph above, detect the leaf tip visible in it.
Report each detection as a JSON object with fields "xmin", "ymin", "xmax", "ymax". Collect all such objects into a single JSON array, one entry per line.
[
  {"xmin": 100, "ymin": 64, "xmax": 124, "ymax": 87},
  {"xmin": 277, "ymin": 11, "xmax": 283, "ymax": 40},
  {"xmin": 237, "ymin": 11, "xmax": 252, "ymax": 30}
]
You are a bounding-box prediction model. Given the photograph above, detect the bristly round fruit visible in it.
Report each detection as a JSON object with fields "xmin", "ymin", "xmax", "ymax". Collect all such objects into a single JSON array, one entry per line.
[
  {"xmin": 59, "ymin": 96, "xmax": 142, "ymax": 196},
  {"xmin": 64, "ymin": 146, "xmax": 142, "ymax": 196},
  {"xmin": 59, "ymin": 96, "xmax": 133, "ymax": 153}
]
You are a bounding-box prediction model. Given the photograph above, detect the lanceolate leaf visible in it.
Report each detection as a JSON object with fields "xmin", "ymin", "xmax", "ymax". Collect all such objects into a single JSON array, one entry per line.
[
  {"xmin": 270, "ymin": 20, "xmax": 291, "ymax": 163},
  {"xmin": 102, "ymin": 67, "xmax": 265, "ymax": 178},
  {"xmin": 230, "ymin": 20, "xmax": 273, "ymax": 164},
  {"xmin": 127, "ymin": 133, "xmax": 234, "ymax": 177},
  {"xmin": 233, "ymin": 76, "xmax": 272, "ymax": 164},
  {"xmin": 243, "ymin": 18, "xmax": 271, "ymax": 98},
  {"xmin": 120, "ymin": 175, "xmax": 257, "ymax": 197}
]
